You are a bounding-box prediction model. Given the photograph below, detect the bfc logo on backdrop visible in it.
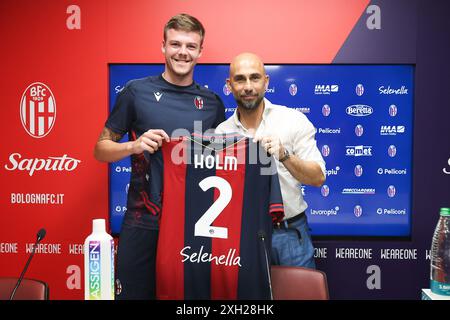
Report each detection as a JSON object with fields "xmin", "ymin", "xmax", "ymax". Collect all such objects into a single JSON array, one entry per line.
[
  {"xmin": 20, "ymin": 82, "xmax": 56, "ymax": 138},
  {"xmin": 355, "ymin": 124, "xmax": 364, "ymax": 137},
  {"xmin": 387, "ymin": 185, "xmax": 396, "ymax": 198},
  {"xmin": 354, "ymin": 205, "xmax": 363, "ymax": 217},
  {"xmin": 354, "ymin": 165, "xmax": 363, "ymax": 177},
  {"xmin": 321, "ymin": 185, "xmax": 330, "ymax": 197},
  {"xmin": 289, "ymin": 84, "xmax": 298, "ymax": 96},
  {"xmin": 223, "ymin": 84, "xmax": 231, "ymax": 96},
  {"xmin": 321, "ymin": 145, "xmax": 330, "ymax": 157},
  {"xmin": 388, "ymin": 145, "xmax": 397, "ymax": 157},
  {"xmin": 389, "ymin": 104, "xmax": 398, "ymax": 117},
  {"xmin": 355, "ymin": 84, "xmax": 364, "ymax": 96},
  {"xmin": 322, "ymin": 104, "xmax": 331, "ymax": 117}
]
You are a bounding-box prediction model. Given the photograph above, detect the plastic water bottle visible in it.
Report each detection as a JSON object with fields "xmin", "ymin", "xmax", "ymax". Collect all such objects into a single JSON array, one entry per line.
[
  {"xmin": 430, "ymin": 207, "xmax": 450, "ymax": 295},
  {"xmin": 84, "ymin": 219, "xmax": 115, "ymax": 300}
]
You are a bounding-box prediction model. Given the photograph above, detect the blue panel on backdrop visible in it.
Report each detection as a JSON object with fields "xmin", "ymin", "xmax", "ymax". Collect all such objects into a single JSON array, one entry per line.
[{"xmin": 108, "ymin": 64, "xmax": 414, "ymax": 237}]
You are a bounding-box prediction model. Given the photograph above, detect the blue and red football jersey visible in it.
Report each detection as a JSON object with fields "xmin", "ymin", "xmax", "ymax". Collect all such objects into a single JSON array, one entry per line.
[{"xmin": 156, "ymin": 134, "xmax": 284, "ymax": 300}]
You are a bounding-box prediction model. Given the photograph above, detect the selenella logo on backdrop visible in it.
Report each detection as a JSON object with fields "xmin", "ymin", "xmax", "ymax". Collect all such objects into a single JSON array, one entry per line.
[{"xmin": 20, "ymin": 82, "xmax": 56, "ymax": 138}]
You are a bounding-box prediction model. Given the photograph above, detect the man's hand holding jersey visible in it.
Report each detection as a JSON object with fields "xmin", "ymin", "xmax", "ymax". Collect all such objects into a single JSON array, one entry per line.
[{"xmin": 131, "ymin": 129, "xmax": 170, "ymax": 155}]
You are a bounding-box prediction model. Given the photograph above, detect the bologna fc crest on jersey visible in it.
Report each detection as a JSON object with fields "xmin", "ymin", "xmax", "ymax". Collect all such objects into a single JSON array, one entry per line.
[
  {"xmin": 194, "ymin": 96, "xmax": 204, "ymax": 110},
  {"xmin": 20, "ymin": 82, "xmax": 56, "ymax": 138}
]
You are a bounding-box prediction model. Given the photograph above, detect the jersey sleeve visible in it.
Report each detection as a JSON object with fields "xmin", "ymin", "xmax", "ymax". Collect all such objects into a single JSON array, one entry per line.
[
  {"xmin": 105, "ymin": 82, "xmax": 136, "ymax": 135},
  {"xmin": 269, "ymin": 169, "xmax": 285, "ymax": 223}
]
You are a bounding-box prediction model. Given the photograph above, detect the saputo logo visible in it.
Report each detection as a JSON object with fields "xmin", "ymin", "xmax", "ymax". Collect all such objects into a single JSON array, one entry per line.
[{"xmin": 4, "ymin": 153, "xmax": 81, "ymax": 176}]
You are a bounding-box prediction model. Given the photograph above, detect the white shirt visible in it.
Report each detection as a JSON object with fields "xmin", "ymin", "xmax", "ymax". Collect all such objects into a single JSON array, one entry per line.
[{"xmin": 215, "ymin": 98, "xmax": 326, "ymax": 220}]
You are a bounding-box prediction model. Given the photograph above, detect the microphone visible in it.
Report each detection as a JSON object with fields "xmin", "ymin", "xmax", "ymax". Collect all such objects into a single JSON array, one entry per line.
[
  {"xmin": 9, "ymin": 228, "xmax": 46, "ymax": 300},
  {"xmin": 258, "ymin": 230, "xmax": 273, "ymax": 300}
]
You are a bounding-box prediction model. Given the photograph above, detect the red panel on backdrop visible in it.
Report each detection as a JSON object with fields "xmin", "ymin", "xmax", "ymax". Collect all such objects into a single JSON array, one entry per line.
[
  {"xmin": 0, "ymin": 0, "xmax": 368, "ymax": 299},
  {"xmin": 106, "ymin": 0, "xmax": 369, "ymax": 63}
]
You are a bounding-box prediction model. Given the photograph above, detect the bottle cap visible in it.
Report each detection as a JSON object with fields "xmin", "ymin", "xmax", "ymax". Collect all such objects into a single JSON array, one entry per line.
[
  {"xmin": 440, "ymin": 208, "xmax": 450, "ymax": 216},
  {"xmin": 92, "ymin": 219, "xmax": 106, "ymax": 232}
]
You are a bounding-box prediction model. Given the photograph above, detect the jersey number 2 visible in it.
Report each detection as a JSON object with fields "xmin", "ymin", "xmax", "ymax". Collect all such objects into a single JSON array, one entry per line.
[{"xmin": 194, "ymin": 176, "xmax": 232, "ymax": 239}]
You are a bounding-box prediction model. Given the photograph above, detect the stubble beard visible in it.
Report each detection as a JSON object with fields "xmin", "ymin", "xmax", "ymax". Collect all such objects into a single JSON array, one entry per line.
[{"xmin": 234, "ymin": 93, "xmax": 264, "ymax": 110}]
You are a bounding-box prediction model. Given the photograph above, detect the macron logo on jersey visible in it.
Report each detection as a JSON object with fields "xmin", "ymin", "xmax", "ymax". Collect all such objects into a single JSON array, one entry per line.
[{"xmin": 154, "ymin": 92, "xmax": 163, "ymax": 102}]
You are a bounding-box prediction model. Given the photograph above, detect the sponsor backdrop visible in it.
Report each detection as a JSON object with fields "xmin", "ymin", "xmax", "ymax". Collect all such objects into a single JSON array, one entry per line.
[
  {"xmin": 109, "ymin": 64, "xmax": 414, "ymax": 237},
  {"xmin": 1, "ymin": 0, "xmax": 449, "ymax": 300}
]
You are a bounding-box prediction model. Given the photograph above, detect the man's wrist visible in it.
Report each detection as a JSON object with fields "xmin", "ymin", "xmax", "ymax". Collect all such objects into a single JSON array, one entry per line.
[{"xmin": 279, "ymin": 149, "xmax": 290, "ymax": 162}]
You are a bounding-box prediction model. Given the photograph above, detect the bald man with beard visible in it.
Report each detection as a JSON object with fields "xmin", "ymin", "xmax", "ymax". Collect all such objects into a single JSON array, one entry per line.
[{"xmin": 216, "ymin": 52, "xmax": 326, "ymax": 269}]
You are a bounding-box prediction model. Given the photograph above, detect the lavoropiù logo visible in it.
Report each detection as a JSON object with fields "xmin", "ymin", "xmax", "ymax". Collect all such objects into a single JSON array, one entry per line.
[
  {"xmin": 325, "ymin": 166, "xmax": 340, "ymax": 176},
  {"xmin": 346, "ymin": 104, "xmax": 373, "ymax": 117},
  {"xmin": 20, "ymin": 82, "xmax": 56, "ymax": 138},
  {"xmin": 310, "ymin": 206, "xmax": 339, "ymax": 216},
  {"xmin": 4, "ymin": 153, "xmax": 81, "ymax": 176}
]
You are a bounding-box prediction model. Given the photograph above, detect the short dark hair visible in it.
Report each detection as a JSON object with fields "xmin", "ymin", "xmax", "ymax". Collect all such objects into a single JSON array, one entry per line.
[{"xmin": 164, "ymin": 13, "xmax": 205, "ymax": 46}]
